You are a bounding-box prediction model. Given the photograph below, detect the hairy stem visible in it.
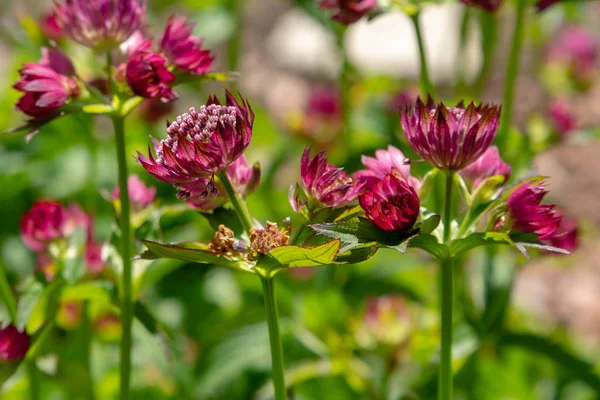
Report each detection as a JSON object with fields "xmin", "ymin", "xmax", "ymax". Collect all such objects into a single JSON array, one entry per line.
[
  {"xmin": 411, "ymin": 12, "xmax": 435, "ymax": 97},
  {"xmin": 217, "ymin": 171, "xmax": 253, "ymax": 235}
]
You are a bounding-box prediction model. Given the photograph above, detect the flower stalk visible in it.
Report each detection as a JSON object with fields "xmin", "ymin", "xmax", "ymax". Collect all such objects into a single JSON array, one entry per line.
[
  {"xmin": 27, "ymin": 360, "xmax": 40, "ymax": 400},
  {"xmin": 410, "ymin": 12, "xmax": 435, "ymax": 97},
  {"xmin": 217, "ymin": 171, "xmax": 253, "ymax": 235}
]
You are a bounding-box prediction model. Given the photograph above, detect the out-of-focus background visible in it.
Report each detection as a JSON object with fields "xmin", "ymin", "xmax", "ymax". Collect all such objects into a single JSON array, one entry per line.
[{"xmin": 1, "ymin": 0, "xmax": 600, "ymax": 399}]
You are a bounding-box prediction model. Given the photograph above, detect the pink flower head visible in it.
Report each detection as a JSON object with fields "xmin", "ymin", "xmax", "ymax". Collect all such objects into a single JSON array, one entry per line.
[
  {"xmin": 400, "ymin": 98, "xmax": 501, "ymax": 171},
  {"xmin": 292, "ymin": 87, "xmax": 342, "ymax": 144},
  {"xmin": 53, "ymin": 0, "xmax": 146, "ymax": 50},
  {"xmin": 319, "ymin": 0, "xmax": 377, "ymax": 25},
  {"xmin": 359, "ymin": 169, "xmax": 420, "ymax": 233},
  {"xmin": 549, "ymin": 99, "xmax": 578, "ymax": 136},
  {"xmin": 353, "ymin": 145, "xmax": 420, "ymax": 191},
  {"xmin": 544, "ymin": 212, "xmax": 578, "ymax": 253},
  {"xmin": 292, "ymin": 148, "xmax": 361, "ymax": 211},
  {"xmin": 20, "ymin": 200, "xmax": 74, "ymax": 251},
  {"xmin": 160, "ymin": 16, "xmax": 214, "ymax": 75},
  {"xmin": 460, "ymin": 0, "xmax": 503, "ymax": 12},
  {"xmin": 506, "ymin": 181, "xmax": 561, "ymax": 241},
  {"xmin": 85, "ymin": 240, "xmax": 106, "ymax": 275},
  {"xmin": 548, "ymin": 26, "xmax": 598, "ymax": 81},
  {"xmin": 459, "ymin": 146, "xmax": 511, "ymax": 188},
  {"xmin": 125, "ymin": 51, "xmax": 177, "ymax": 102},
  {"xmin": 112, "ymin": 175, "xmax": 156, "ymax": 212},
  {"xmin": 40, "ymin": 13, "xmax": 65, "ymax": 41},
  {"xmin": 14, "ymin": 48, "xmax": 79, "ymax": 120},
  {"xmin": 0, "ymin": 325, "xmax": 30, "ymax": 361},
  {"xmin": 178, "ymin": 156, "xmax": 260, "ymax": 210},
  {"xmin": 137, "ymin": 91, "xmax": 254, "ymax": 182},
  {"xmin": 307, "ymin": 87, "xmax": 341, "ymax": 119}
]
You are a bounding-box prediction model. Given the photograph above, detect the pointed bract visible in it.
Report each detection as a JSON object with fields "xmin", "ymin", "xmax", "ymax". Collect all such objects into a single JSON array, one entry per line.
[
  {"xmin": 506, "ymin": 181, "xmax": 561, "ymax": 241},
  {"xmin": 160, "ymin": 16, "xmax": 214, "ymax": 75}
]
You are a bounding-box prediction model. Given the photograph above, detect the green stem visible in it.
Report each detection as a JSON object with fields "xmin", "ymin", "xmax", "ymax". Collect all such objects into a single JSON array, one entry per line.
[
  {"xmin": 335, "ymin": 26, "xmax": 353, "ymax": 147},
  {"xmin": 82, "ymin": 302, "xmax": 96, "ymax": 400},
  {"xmin": 455, "ymin": 6, "xmax": 471, "ymax": 94},
  {"xmin": 0, "ymin": 261, "xmax": 17, "ymax": 323},
  {"xmin": 474, "ymin": 11, "xmax": 498, "ymax": 96},
  {"xmin": 27, "ymin": 360, "xmax": 40, "ymax": 400},
  {"xmin": 439, "ymin": 171, "xmax": 454, "ymax": 400},
  {"xmin": 497, "ymin": 0, "xmax": 527, "ymax": 142},
  {"xmin": 227, "ymin": 0, "xmax": 243, "ymax": 71},
  {"xmin": 260, "ymin": 275, "xmax": 287, "ymax": 400},
  {"xmin": 113, "ymin": 114, "xmax": 133, "ymax": 400},
  {"xmin": 217, "ymin": 171, "xmax": 253, "ymax": 235},
  {"xmin": 411, "ymin": 12, "xmax": 435, "ymax": 98}
]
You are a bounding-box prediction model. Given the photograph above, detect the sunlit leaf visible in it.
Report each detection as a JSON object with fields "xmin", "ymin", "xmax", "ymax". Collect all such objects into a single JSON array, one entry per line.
[
  {"xmin": 257, "ymin": 240, "xmax": 341, "ymax": 269},
  {"xmin": 335, "ymin": 243, "xmax": 379, "ymax": 264},
  {"xmin": 450, "ymin": 232, "xmax": 569, "ymax": 259}
]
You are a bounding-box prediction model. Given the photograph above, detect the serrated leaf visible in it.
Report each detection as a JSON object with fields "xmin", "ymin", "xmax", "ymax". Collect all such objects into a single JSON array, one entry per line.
[
  {"xmin": 332, "ymin": 205, "xmax": 363, "ymax": 222},
  {"xmin": 257, "ymin": 240, "xmax": 341, "ymax": 269},
  {"xmin": 450, "ymin": 232, "xmax": 570, "ymax": 259},
  {"xmin": 335, "ymin": 244, "xmax": 379, "ymax": 264},
  {"xmin": 311, "ymin": 218, "xmax": 411, "ymax": 251},
  {"xmin": 387, "ymin": 234, "xmax": 449, "ymax": 260},
  {"xmin": 139, "ymin": 240, "xmax": 252, "ymax": 271}
]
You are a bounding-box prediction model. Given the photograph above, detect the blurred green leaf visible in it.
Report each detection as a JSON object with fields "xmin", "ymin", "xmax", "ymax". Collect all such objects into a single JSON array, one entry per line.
[
  {"xmin": 82, "ymin": 104, "xmax": 113, "ymax": 114},
  {"xmin": 389, "ymin": 234, "xmax": 449, "ymax": 260},
  {"xmin": 257, "ymin": 240, "xmax": 341, "ymax": 269},
  {"xmin": 335, "ymin": 244, "xmax": 379, "ymax": 264},
  {"xmin": 26, "ymin": 279, "xmax": 64, "ymax": 334},
  {"xmin": 450, "ymin": 232, "xmax": 569, "ymax": 259}
]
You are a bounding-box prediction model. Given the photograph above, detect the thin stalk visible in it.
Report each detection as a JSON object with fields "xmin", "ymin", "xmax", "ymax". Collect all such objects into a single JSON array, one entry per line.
[
  {"xmin": 410, "ymin": 12, "xmax": 435, "ymax": 97},
  {"xmin": 227, "ymin": 0, "xmax": 243, "ymax": 71},
  {"xmin": 474, "ymin": 11, "xmax": 498, "ymax": 96},
  {"xmin": 335, "ymin": 25, "xmax": 354, "ymax": 147},
  {"xmin": 217, "ymin": 171, "xmax": 253, "ymax": 235},
  {"xmin": 497, "ymin": 0, "xmax": 527, "ymax": 142},
  {"xmin": 113, "ymin": 114, "xmax": 134, "ymax": 400},
  {"xmin": 0, "ymin": 261, "xmax": 17, "ymax": 323},
  {"xmin": 439, "ymin": 171, "xmax": 454, "ymax": 400},
  {"xmin": 82, "ymin": 302, "xmax": 96, "ymax": 400},
  {"xmin": 260, "ymin": 275, "xmax": 287, "ymax": 400},
  {"xmin": 27, "ymin": 360, "xmax": 40, "ymax": 400},
  {"xmin": 455, "ymin": 6, "xmax": 471, "ymax": 94}
]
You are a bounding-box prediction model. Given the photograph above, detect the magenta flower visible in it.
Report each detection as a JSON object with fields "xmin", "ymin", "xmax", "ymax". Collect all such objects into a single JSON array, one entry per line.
[
  {"xmin": 20, "ymin": 200, "xmax": 75, "ymax": 252},
  {"xmin": 319, "ymin": 0, "xmax": 377, "ymax": 25},
  {"xmin": 291, "ymin": 87, "xmax": 342, "ymax": 145},
  {"xmin": 291, "ymin": 148, "xmax": 361, "ymax": 211},
  {"xmin": 160, "ymin": 16, "xmax": 214, "ymax": 75},
  {"xmin": 85, "ymin": 240, "xmax": 106, "ymax": 275},
  {"xmin": 506, "ymin": 181, "xmax": 561, "ymax": 241},
  {"xmin": 178, "ymin": 156, "xmax": 260, "ymax": 210},
  {"xmin": 14, "ymin": 48, "xmax": 79, "ymax": 120},
  {"xmin": 460, "ymin": 146, "xmax": 511, "ymax": 188},
  {"xmin": 359, "ymin": 169, "xmax": 420, "ymax": 233},
  {"xmin": 41, "ymin": 13, "xmax": 65, "ymax": 41},
  {"xmin": 549, "ymin": 99, "xmax": 577, "ymax": 136},
  {"xmin": 112, "ymin": 175, "xmax": 156, "ymax": 212},
  {"xmin": 535, "ymin": 0, "xmax": 562, "ymax": 11},
  {"xmin": 353, "ymin": 145, "xmax": 420, "ymax": 191},
  {"xmin": 307, "ymin": 87, "xmax": 341, "ymax": 119},
  {"xmin": 137, "ymin": 91, "xmax": 254, "ymax": 182},
  {"xmin": 459, "ymin": 0, "xmax": 503, "ymax": 12},
  {"xmin": 544, "ymin": 212, "xmax": 578, "ymax": 253},
  {"xmin": 53, "ymin": 0, "xmax": 146, "ymax": 50},
  {"xmin": 125, "ymin": 51, "xmax": 177, "ymax": 102},
  {"xmin": 548, "ymin": 26, "xmax": 598, "ymax": 81},
  {"xmin": 400, "ymin": 98, "xmax": 501, "ymax": 171},
  {"xmin": 0, "ymin": 325, "xmax": 30, "ymax": 361}
]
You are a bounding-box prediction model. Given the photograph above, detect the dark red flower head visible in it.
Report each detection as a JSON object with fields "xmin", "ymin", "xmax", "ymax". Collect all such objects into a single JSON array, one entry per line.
[
  {"xmin": 460, "ymin": 146, "xmax": 511, "ymax": 188},
  {"xmin": 20, "ymin": 200, "xmax": 75, "ymax": 252},
  {"xmin": 359, "ymin": 169, "xmax": 420, "ymax": 233},
  {"xmin": 177, "ymin": 156, "xmax": 260, "ymax": 210},
  {"xmin": 137, "ymin": 91, "xmax": 254, "ymax": 183},
  {"xmin": 53, "ymin": 0, "xmax": 146, "ymax": 50},
  {"xmin": 400, "ymin": 98, "xmax": 501, "ymax": 171},
  {"xmin": 14, "ymin": 48, "xmax": 79, "ymax": 120},
  {"xmin": 125, "ymin": 51, "xmax": 177, "ymax": 102},
  {"xmin": 0, "ymin": 325, "xmax": 30, "ymax": 362},
  {"xmin": 319, "ymin": 0, "xmax": 377, "ymax": 25},
  {"xmin": 291, "ymin": 148, "xmax": 361, "ymax": 211},
  {"xmin": 160, "ymin": 16, "xmax": 214, "ymax": 75},
  {"xmin": 543, "ymin": 212, "xmax": 578, "ymax": 253},
  {"xmin": 506, "ymin": 181, "xmax": 561, "ymax": 241},
  {"xmin": 460, "ymin": 0, "xmax": 503, "ymax": 12}
]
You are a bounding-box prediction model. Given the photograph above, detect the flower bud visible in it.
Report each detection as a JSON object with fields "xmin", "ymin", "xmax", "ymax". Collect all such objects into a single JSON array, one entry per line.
[
  {"xmin": 126, "ymin": 51, "xmax": 177, "ymax": 102},
  {"xmin": 319, "ymin": 0, "xmax": 377, "ymax": 25},
  {"xmin": 0, "ymin": 325, "xmax": 30, "ymax": 362},
  {"xmin": 20, "ymin": 200, "xmax": 74, "ymax": 252}
]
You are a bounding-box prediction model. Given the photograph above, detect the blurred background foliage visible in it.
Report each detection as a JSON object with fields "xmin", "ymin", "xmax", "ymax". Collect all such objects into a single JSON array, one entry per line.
[{"xmin": 1, "ymin": 0, "xmax": 600, "ymax": 399}]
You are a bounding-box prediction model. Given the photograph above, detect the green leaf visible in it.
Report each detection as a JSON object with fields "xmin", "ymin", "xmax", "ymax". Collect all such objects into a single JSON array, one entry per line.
[
  {"xmin": 26, "ymin": 279, "xmax": 65, "ymax": 334},
  {"xmin": 387, "ymin": 234, "xmax": 449, "ymax": 260},
  {"xmin": 257, "ymin": 240, "xmax": 341, "ymax": 269},
  {"xmin": 139, "ymin": 240, "xmax": 252, "ymax": 272},
  {"xmin": 61, "ymin": 283, "xmax": 111, "ymax": 304},
  {"xmin": 450, "ymin": 232, "xmax": 569, "ymax": 259},
  {"xmin": 201, "ymin": 207, "xmax": 244, "ymax": 237},
  {"xmin": 419, "ymin": 168, "xmax": 440, "ymax": 200},
  {"xmin": 174, "ymin": 71, "xmax": 239, "ymax": 86},
  {"xmin": 454, "ymin": 173, "xmax": 472, "ymax": 206},
  {"xmin": 335, "ymin": 244, "xmax": 379, "ymax": 264},
  {"xmin": 416, "ymin": 212, "xmax": 441, "ymax": 235},
  {"xmin": 471, "ymin": 175, "xmax": 505, "ymax": 207},
  {"xmin": 82, "ymin": 104, "xmax": 113, "ymax": 114}
]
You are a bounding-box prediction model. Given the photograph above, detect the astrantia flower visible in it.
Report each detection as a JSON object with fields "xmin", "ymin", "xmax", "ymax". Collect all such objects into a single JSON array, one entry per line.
[
  {"xmin": 290, "ymin": 87, "xmax": 341, "ymax": 145},
  {"xmin": 460, "ymin": 146, "xmax": 511, "ymax": 188},
  {"xmin": 125, "ymin": 51, "xmax": 177, "ymax": 102},
  {"xmin": 353, "ymin": 145, "xmax": 420, "ymax": 191},
  {"xmin": 549, "ymin": 99, "xmax": 577, "ymax": 136},
  {"xmin": 548, "ymin": 26, "xmax": 598, "ymax": 82},
  {"xmin": 291, "ymin": 148, "xmax": 361, "ymax": 212},
  {"xmin": 137, "ymin": 91, "xmax": 254, "ymax": 182},
  {"xmin": 160, "ymin": 16, "xmax": 214, "ymax": 75},
  {"xmin": 20, "ymin": 200, "xmax": 74, "ymax": 251},
  {"xmin": 506, "ymin": 181, "xmax": 561, "ymax": 241},
  {"xmin": 85, "ymin": 240, "xmax": 106, "ymax": 275},
  {"xmin": 400, "ymin": 98, "xmax": 501, "ymax": 171},
  {"xmin": 112, "ymin": 175, "xmax": 156, "ymax": 212},
  {"xmin": 544, "ymin": 212, "xmax": 578, "ymax": 253},
  {"xmin": 319, "ymin": 0, "xmax": 377, "ymax": 25},
  {"xmin": 459, "ymin": 0, "xmax": 503, "ymax": 12},
  {"xmin": 0, "ymin": 325, "xmax": 30, "ymax": 361},
  {"xmin": 359, "ymin": 169, "xmax": 420, "ymax": 233},
  {"xmin": 40, "ymin": 13, "xmax": 65, "ymax": 41},
  {"xmin": 177, "ymin": 156, "xmax": 260, "ymax": 210},
  {"xmin": 14, "ymin": 48, "xmax": 79, "ymax": 120},
  {"xmin": 53, "ymin": 0, "xmax": 146, "ymax": 50}
]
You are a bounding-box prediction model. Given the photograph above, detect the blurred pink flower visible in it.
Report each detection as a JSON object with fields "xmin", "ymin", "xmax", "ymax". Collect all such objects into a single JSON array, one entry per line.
[
  {"xmin": 319, "ymin": 0, "xmax": 377, "ymax": 25},
  {"xmin": 353, "ymin": 145, "xmax": 420, "ymax": 191},
  {"xmin": 40, "ymin": 13, "xmax": 65, "ymax": 41},
  {"xmin": 159, "ymin": 16, "xmax": 214, "ymax": 75},
  {"xmin": 548, "ymin": 26, "xmax": 598, "ymax": 82},
  {"xmin": 460, "ymin": 146, "xmax": 511, "ymax": 188},
  {"xmin": 0, "ymin": 325, "xmax": 30, "ymax": 361},
  {"xmin": 400, "ymin": 99, "xmax": 501, "ymax": 171},
  {"xmin": 460, "ymin": 0, "xmax": 503, "ymax": 12},
  {"xmin": 359, "ymin": 169, "xmax": 420, "ymax": 233},
  {"xmin": 112, "ymin": 175, "xmax": 156, "ymax": 213},
  {"xmin": 549, "ymin": 99, "xmax": 578, "ymax": 136},
  {"xmin": 506, "ymin": 181, "xmax": 561, "ymax": 241},
  {"xmin": 20, "ymin": 200, "xmax": 75, "ymax": 251}
]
